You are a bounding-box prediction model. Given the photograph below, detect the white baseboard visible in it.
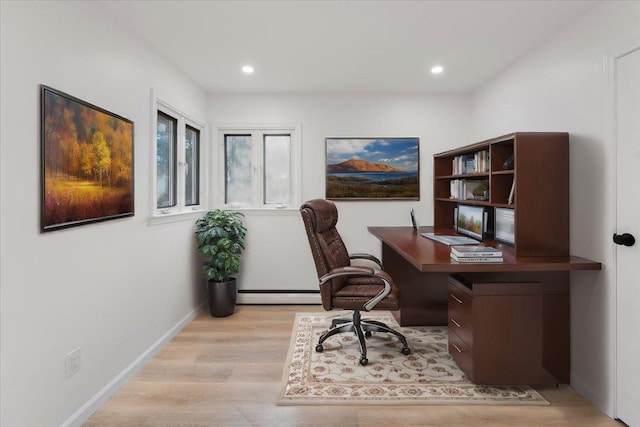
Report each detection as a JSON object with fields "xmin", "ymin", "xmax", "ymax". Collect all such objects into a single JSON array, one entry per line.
[
  {"xmin": 60, "ymin": 302, "xmax": 205, "ymax": 427},
  {"xmin": 237, "ymin": 292, "xmax": 321, "ymax": 305},
  {"xmin": 570, "ymin": 375, "xmax": 613, "ymax": 419}
]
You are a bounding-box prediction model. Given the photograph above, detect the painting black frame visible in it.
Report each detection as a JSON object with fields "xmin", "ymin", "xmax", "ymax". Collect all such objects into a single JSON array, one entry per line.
[
  {"xmin": 325, "ymin": 137, "xmax": 420, "ymax": 200},
  {"xmin": 40, "ymin": 85, "xmax": 134, "ymax": 232}
]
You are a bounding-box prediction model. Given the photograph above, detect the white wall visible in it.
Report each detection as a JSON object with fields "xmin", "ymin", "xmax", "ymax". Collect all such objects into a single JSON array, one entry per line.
[
  {"xmin": 209, "ymin": 94, "xmax": 470, "ymax": 295},
  {"xmin": 0, "ymin": 2, "xmax": 208, "ymax": 426},
  {"xmin": 469, "ymin": 1, "xmax": 640, "ymax": 417}
]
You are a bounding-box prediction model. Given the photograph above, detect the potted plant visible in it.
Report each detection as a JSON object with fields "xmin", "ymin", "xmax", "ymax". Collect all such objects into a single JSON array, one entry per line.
[{"xmin": 194, "ymin": 209, "xmax": 247, "ymax": 317}]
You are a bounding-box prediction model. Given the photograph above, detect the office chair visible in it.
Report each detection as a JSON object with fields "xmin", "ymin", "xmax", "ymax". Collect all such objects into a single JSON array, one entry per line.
[{"xmin": 300, "ymin": 199, "xmax": 410, "ymax": 366}]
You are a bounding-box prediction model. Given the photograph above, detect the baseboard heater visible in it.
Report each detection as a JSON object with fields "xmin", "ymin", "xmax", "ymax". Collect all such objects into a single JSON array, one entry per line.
[{"xmin": 237, "ymin": 289, "xmax": 321, "ymax": 305}]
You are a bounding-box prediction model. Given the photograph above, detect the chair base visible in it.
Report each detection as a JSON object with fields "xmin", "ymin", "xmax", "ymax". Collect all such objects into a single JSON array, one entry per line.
[{"xmin": 315, "ymin": 310, "xmax": 410, "ymax": 366}]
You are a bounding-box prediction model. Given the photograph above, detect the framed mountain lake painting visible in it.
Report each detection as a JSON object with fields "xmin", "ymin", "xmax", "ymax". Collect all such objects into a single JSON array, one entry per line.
[
  {"xmin": 325, "ymin": 137, "xmax": 419, "ymax": 200},
  {"xmin": 40, "ymin": 85, "xmax": 134, "ymax": 232}
]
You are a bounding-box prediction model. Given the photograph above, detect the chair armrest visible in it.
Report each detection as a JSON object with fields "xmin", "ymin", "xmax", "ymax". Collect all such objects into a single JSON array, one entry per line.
[
  {"xmin": 349, "ymin": 252, "xmax": 383, "ymax": 269},
  {"xmin": 318, "ymin": 266, "xmax": 392, "ymax": 311},
  {"xmin": 318, "ymin": 266, "xmax": 374, "ymax": 284}
]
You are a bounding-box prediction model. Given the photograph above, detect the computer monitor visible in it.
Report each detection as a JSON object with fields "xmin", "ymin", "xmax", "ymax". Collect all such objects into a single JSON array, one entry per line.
[{"xmin": 456, "ymin": 204, "xmax": 493, "ymax": 241}]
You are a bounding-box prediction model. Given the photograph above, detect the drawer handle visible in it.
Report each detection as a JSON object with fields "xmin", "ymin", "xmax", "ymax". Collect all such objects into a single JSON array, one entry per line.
[
  {"xmin": 452, "ymin": 343, "xmax": 462, "ymax": 353},
  {"xmin": 450, "ymin": 318, "xmax": 461, "ymax": 328},
  {"xmin": 450, "ymin": 294, "xmax": 463, "ymax": 304}
]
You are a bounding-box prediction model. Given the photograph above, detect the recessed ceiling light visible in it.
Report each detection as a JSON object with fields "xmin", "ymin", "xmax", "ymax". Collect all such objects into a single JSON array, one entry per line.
[
  {"xmin": 242, "ymin": 65, "xmax": 254, "ymax": 74},
  {"xmin": 431, "ymin": 65, "xmax": 444, "ymax": 74}
]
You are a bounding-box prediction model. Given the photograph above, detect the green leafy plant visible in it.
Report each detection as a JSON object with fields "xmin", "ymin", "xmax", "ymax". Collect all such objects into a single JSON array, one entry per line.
[
  {"xmin": 194, "ymin": 210, "xmax": 247, "ymax": 282},
  {"xmin": 472, "ymin": 181, "xmax": 489, "ymax": 198}
]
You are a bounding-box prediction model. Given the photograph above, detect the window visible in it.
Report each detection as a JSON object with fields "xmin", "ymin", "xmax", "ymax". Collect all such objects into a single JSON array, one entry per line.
[
  {"xmin": 154, "ymin": 101, "xmax": 204, "ymax": 218},
  {"xmin": 185, "ymin": 125, "xmax": 200, "ymax": 206},
  {"xmin": 157, "ymin": 112, "xmax": 177, "ymax": 209},
  {"xmin": 263, "ymin": 134, "xmax": 292, "ymax": 205},
  {"xmin": 219, "ymin": 125, "xmax": 300, "ymax": 209},
  {"xmin": 224, "ymin": 134, "xmax": 253, "ymax": 204}
]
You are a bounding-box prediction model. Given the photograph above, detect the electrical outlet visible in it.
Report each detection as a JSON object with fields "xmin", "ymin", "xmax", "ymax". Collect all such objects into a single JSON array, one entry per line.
[{"xmin": 65, "ymin": 347, "xmax": 81, "ymax": 378}]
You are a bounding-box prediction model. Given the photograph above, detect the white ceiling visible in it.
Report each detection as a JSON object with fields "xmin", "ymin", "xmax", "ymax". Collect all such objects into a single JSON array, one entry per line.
[{"xmin": 99, "ymin": 0, "xmax": 598, "ymax": 94}]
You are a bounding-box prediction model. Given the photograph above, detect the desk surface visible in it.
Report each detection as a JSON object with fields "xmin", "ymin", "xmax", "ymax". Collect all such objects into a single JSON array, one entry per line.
[{"xmin": 368, "ymin": 226, "xmax": 602, "ymax": 273}]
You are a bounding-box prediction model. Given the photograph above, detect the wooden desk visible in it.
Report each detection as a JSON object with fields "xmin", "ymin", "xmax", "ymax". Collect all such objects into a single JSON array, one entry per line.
[
  {"xmin": 369, "ymin": 226, "xmax": 602, "ymax": 274},
  {"xmin": 368, "ymin": 226, "xmax": 602, "ymax": 385}
]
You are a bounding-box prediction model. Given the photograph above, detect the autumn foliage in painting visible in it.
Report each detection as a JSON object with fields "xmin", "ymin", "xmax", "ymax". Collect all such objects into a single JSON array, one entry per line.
[{"xmin": 42, "ymin": 89, "xmax": 133, "ymax": 229}]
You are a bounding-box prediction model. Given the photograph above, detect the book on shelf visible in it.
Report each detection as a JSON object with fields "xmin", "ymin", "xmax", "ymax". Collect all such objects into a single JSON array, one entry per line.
[
  {"xmin": 507, "ymin": 179, "xmax": 515, "ymax": 204},
  {"xmin": 450, "ymin": 179, "xmax": 462, "ymax": 199},
  {"xmin": 452, "ymin": 150, "xmax": 490, "ymax": 175},
  {"xmin": 452, "ymin": 154, "xmax": 474, "ymax": 174},
  {"xmin": 450, "ymin": 253, "xmax": 504, "ymax": 263},
  {"xmin": 450, "ymin": 180, "xmax": 457, "ymax": 199},
  {"xmin": 474, "ymin": 149, "xmax": 490, "ymax": 173},
  {"xmin": 463, "ymin": 156, "xmax": 476, "ymax": 174},
  {"xmin": 450, "ymin": 245, "xmax": 502, "ymax": 258}
]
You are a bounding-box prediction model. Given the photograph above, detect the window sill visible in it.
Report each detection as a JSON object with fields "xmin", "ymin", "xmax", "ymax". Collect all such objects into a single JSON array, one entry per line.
[
  {"xmin": 148, "ymin": 209, "xmax": 206, "ymax": 226},
  {"xmin": 222, "ymin": 206, "xmax": 301, "ymax": 216}
]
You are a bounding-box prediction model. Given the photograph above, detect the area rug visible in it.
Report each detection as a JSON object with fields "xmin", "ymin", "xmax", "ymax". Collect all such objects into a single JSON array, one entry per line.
[{"xmin": 278, "ymin": 312, "xmax": 549, "ymax": 406}]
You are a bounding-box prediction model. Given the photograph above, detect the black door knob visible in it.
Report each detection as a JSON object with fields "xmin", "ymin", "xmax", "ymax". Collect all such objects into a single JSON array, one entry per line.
[{"xmin": 613, "ymin": 233, "xmax": 636, "ymax": 247}]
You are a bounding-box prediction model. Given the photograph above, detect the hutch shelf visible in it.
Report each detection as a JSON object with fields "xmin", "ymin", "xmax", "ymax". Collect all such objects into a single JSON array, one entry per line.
[{"xmin": 433, "ymin": 132, "xmax": 569, "ymax": 257}]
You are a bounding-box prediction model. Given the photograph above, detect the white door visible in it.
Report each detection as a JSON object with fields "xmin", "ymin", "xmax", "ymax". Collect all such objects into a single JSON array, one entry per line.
[{"xmin": 615, "ymin": 45, "xmax": 640, "ymax": 426}]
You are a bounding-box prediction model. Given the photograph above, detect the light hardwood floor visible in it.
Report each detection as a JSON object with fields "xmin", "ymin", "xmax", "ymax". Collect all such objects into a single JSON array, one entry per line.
[{"xmin": 85, "ymin": 305, "xmax": 621, "ymax": 426}]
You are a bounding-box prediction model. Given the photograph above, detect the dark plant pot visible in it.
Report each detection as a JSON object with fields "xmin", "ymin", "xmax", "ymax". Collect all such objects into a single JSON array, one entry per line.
[{"xmin": 207, "ymin": 278, "xmax": 237, "ymax": 317}]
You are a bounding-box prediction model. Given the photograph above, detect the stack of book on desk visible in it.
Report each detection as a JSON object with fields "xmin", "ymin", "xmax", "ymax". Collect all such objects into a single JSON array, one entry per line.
[{"xmin": 450, "ymin": 245, "xmax": 503, "ymax": 263}]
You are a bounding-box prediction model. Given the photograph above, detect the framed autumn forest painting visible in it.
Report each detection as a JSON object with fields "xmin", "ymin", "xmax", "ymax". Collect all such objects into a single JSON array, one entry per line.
[
  {"xmin": 40, "ymin": 85, "xmax": 134, "ymax": 232},
  {"xmin": 325, "ymin": 137, "xmax": 420, "ymax": 200}
]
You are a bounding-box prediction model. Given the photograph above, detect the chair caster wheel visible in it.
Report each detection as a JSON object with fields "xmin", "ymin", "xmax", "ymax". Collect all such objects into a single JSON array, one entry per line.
[
  {"xmin": 315, "ymin": 344, "xmax": 324, "ymax": 353},
  {"xmin": 359, "ymin": 357, "xmax": 368, "ymax": 366},
  {"xmin": 365, "ymin": 331, "xmax": 372, "ymax": 338},
  {"xmin": 401, "ymin": 347, "xmax": 411, "ymax": 355}
]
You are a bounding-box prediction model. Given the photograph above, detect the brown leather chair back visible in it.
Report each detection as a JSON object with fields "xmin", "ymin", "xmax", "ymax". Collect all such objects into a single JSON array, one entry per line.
[{"xmin": 300, "ymin": 199, "xmax": 350, "ymax": 310}]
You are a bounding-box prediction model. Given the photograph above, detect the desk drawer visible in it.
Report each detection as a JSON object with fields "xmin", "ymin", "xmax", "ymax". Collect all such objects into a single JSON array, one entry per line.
[
  {"xmin": 449, "ymin": 329, "xmax": 474, "ymax": 381},
  {"xmin": 448, "ymin": 283, "xmax": 472, "ymax": 320},
  {"xmin": 448, "ymin": 308, "xmax": 473, "ymax": 349}
]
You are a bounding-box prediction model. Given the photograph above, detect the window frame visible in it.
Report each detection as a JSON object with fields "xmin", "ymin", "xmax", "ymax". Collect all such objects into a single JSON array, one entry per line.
[
  {"xmin": 184, "ymin": 123, "xmax": 201, "ymax": 207},
  {"xmin": 216, "ymin": 123, "xmax": 301, "ymax": 212},
  {"xmin": 156, "ymin": 111, "xmax": 178, "ymax": 209},
  {"xmin": 150, "ymin": 98, "xmax": 207, "ymax": 224}
]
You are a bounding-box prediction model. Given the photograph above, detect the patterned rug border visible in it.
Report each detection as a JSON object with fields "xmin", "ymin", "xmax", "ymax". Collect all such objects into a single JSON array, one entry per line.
[{"xmin": 278, "ymin": 312, "xmax": 549, "ymax": 406}]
